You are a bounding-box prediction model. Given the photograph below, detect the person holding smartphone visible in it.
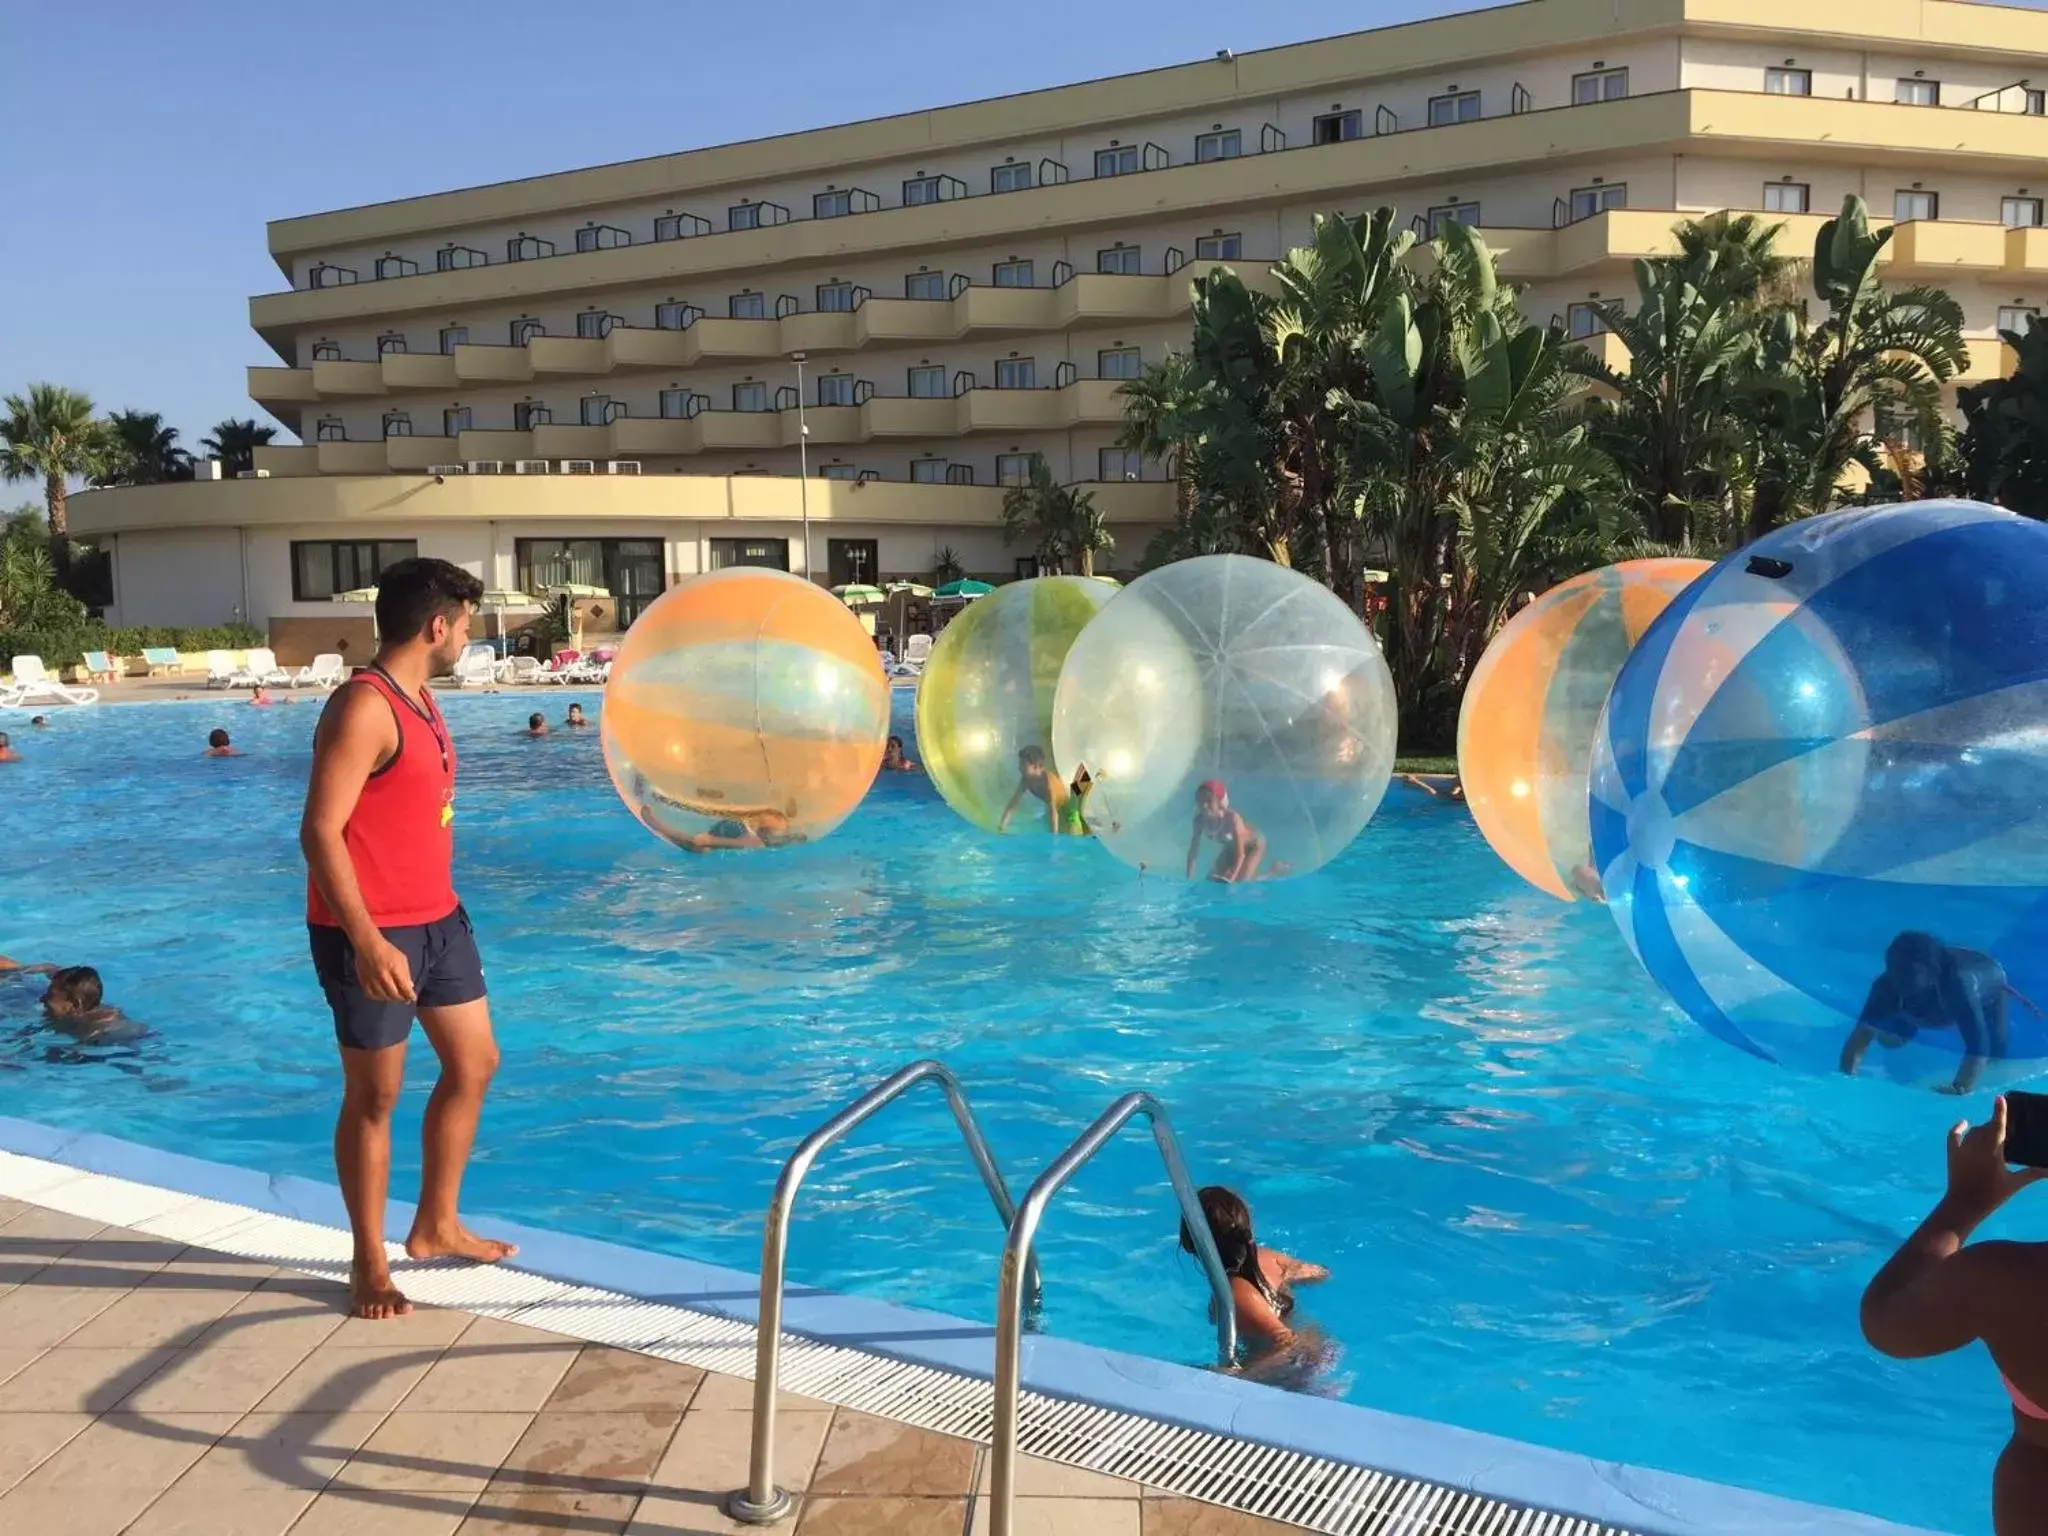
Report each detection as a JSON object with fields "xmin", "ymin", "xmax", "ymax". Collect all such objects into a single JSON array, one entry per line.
[{"xmin": 1862, "ymin": 1096, "xmax": 2048, "ymax": 1532}]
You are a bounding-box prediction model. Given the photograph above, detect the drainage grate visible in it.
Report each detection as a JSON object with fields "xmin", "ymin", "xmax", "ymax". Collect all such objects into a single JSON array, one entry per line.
[{"xmin": 0, "ymin": 1152, "xmax": 1645, "ymax": 1536}]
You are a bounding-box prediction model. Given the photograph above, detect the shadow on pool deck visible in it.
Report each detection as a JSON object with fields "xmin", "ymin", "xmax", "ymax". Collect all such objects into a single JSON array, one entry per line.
[{"xmin": 0, "ymin": 1195, "xmax": 1289, "ymax": 1536}]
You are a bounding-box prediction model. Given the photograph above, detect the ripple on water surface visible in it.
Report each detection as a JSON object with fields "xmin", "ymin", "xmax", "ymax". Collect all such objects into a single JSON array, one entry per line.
[{"xmin": 0, "ymin": 692, "xmax": 2002, "ymax": 1532}]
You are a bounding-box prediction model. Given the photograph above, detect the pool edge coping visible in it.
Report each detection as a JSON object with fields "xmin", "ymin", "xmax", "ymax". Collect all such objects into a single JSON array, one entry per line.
[{"xmin": 0, "ymin": 1114, "xmax": 1948, "ymax": 1536}]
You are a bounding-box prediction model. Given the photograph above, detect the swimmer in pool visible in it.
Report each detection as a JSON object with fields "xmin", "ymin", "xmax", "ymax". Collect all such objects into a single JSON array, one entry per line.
[
  {"xmin": 29, "ymin": 715, "xmax": 47, "ymax": 729},
  {"xmin": 1841, "ymin": 931, "xmax": 2036, "ymax": 1095},
  {"xmin": 204, "ymin": 728, "xmax": 239, "ymax": 757},
  {"xmin": 250, "ymin": 685, "xmax": 275, "ymax": 707},
  {"xmin": 676, "ymin": 808, "xmax": 808, "ymax": 852},
  {"xmin": 1569, "ymin": 863, "xmax": 1607, "ymax": 903},
  {"xmin": 3, "ymin": 961, "xmax": 144, "ymax": 1046},
  {"xmin": 1188, "ymin": 779, "xmax": 1266, "ymax": 882},
  {"xmin": 880, "ymin": 735, "xmax": 919, "ymax": 772},
  {"xmin": 0, "ymin": 733, "xmax": 17, "ymax": 763},
  {"xmin": 1177, "ymin": 1185, "xmax": 1329, "ymax": 1361},
  {"xmin": 524, "ymin": 712, "xmax": 549, "ymax": 738},
  {"xmin": 565, "ymin": 703, "xmax": 589, "ymax": 729},
  {"xmin": 1400, "ymin": 773, "xmax": 1465, "ymax": 803},
  {"xmin": 998, "ymin": 745, "xmax": 1084, "ymax": 834}
]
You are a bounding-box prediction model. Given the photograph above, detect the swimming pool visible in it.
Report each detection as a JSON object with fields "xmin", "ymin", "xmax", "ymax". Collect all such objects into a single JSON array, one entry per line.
[{"xmin": 0, "ymin": 692, "xmax": 2006, "ymax": 1532}]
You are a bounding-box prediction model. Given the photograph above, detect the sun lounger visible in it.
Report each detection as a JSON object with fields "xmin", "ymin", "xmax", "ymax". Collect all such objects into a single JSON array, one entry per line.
[
  {"xmin": 7, "ymin": 655, "xmax": 99, "ymax": 707},
  {"xmin": 227, "ymin": 648, "xmax": 292, "ymax": 689},
  {"xmin": 80, "ymin": 650, "xmax": 122, "ymax": 684},
  {"xmin": 205, "ymin": 650, "xmax": 238, "ymax": 688},
  {"xmin": 293, "ymin": 653, "xmax": 346, "ymax": 688},
  {"xmin": 454, "ymin": 644, "xmax": 500, "ymax": 688},
  {"xmin": 140, "ymin": 647, "xmax": 181, "ymax": 676},
  {"xmin": 494, "ymin": 655, "xmax": 544, "ymax": 685}
]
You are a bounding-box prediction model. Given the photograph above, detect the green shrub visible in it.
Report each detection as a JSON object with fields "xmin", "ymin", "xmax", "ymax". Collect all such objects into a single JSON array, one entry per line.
[{"xmin": 0, "ymin": 621, "xmax": 265, "ymax": 670}]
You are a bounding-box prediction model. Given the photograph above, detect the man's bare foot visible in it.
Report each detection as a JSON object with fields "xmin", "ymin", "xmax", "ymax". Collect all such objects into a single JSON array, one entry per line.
[
  {"xmin": 403, "ymin": 1222, "xmax": 518, "ymax": 1265},
  {"xmin": 352, "ymin": 1260, "xmax": 413, "ymax": 1320}
]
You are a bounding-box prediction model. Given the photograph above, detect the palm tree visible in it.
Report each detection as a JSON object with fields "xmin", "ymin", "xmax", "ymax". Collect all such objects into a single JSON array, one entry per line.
[
  {"xmin": 1672, "ymin": 211, "xmax": 1797, "ymax": 306},
  {"xmin": 1959, "ymin": 317, "xmax": 2048, "ymax": 517},
  {"xmin": 999, "ymin": 461, "xmax": 1115, "ymax": 575},
  {"xmin": 95, "ymin": 410, "xmax": 194, "ymax": 486},
  {"xmin": 931, "ymin": 545, "xmax": 966, "ymax": 583},
  {"xmin": 200, "ymin": 417, "xmax": 277, "ymax": 477},
  {"xmin": 0, "ymin": 384, "xmax": 118, "ymax": 576}
]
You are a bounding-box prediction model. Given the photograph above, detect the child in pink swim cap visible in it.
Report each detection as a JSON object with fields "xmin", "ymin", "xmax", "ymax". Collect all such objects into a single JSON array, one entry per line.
[{"xmin": 1188, "ymin": 778, "xmax": 1267, "ymax": 883}]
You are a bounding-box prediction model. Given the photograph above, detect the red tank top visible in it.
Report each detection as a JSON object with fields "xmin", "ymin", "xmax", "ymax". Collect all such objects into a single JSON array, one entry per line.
[{"xmin": 307, "ymin": 666, "xmax": 459, "ymax": 929}]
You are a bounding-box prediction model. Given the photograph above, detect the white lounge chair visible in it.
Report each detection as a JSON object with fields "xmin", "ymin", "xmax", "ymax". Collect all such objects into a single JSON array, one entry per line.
[
  {"xmin": 80, "ymin": 650, "xmax": 122, "ymax": 684},
  {"xmin": 7, "ymin": 656, "xmax": 99, "ymax": 708},
  {"xmin": 454, "ymin": 644, "xmax": 500, "ymax": 688},
  {"xmin": 902, "ymin": 633, "xmax": 934, "ymax": 668},
  {"xmin": 228, "ymin": 648, "xmax": 291, "ymax": 689},
  {"xmin": 204, "ymin": 650, "xmax": 238, "ymax": 688},
  {"xmin": 293, "ymin": 653, "xmax": 346, "ymax": 689},
  {"xmin": 494, "ymin": 655, "xmax": 544, "ymax": 685}
]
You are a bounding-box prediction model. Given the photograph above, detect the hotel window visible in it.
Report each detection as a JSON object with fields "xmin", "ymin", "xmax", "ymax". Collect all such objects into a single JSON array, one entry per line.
[
  {"xmin": 2004, "ymin": 197, "xmax": 2044, "ymax": 228},
  {"xmin": 1763, "ymin": 182, "xmax": 1810, "ymax": 214},
  {"xmin": 1571, "ymin": 68, "xmax": 1629, "ymax": 105},
  {"xmin": 996, "ymin": 452, "xmax": 1041, "ymax": 485},
  {"xmin": 311, "ymin": 342, "xmax": 341, "ymax": 362},
  {"xmin": 818, "ymin": 374, "xmax": 856, "ymax": 407},
  {"xmin": 575, "ymin": 224, "xmax": 631, "ymax": 253},
  {"xmin": 1569, "ymin": 183, "xmax": 1628, "ymax": 221},
  {"xmin": 315, "ymin": 418, "xmax": 346, "ymax": 441},
  {"xmin": 1097, "ymin": 246, "xmax": 1142, "ymax": 275},
  {"xmin": 709, "ymin": 537, "xmax": 789, "ymax": 571},
  {"xmin": 730, "ymin": 292, "xmax": 766, "ymax": 320},
  {"xmin": 1896, "ymin": 78, "xmax": 1939, "ymax": 106},
  {"xmin": 1195, "ymin": 129, "xmax": 1242, "ymax": 162},
  {"xmin": 910, "ymin": 457, "xmax": 948, "ymax": 483},
  {"xmin": 733, "ymin": 381, "xmax": 769, "ymax": 412},
  {"xmin": 1196, "ymin": 233, "xmax": 1242, "ymax": 260},
  {"xmin": 1098, "ymin": 347, "xmax": 1143, "ymax": 380},
  {"xmin": 1313, "ymin": 110, "xmax": 1363, "ymax": 144},
  {"xmin": 377, "ymin": 334, "xmax": 407, "ymax": 355},
  {"xmin": 2030, "ymin": 90, "xmax": 2047, "ymax": 116},
  {"xmin": 1426, "ymin": 202, "xmax": 1482, "ymax": 236},
  {"xmin": 575, "ymin": 311, "xmax": 613, "ymax": 339},
  {"xmin": 1765, "ymin": 67, "xmax": 1812, "ymax": 96},
  {"xmin": 995, "ymin": 358, "xmax": 1037, "ymax": 390},
  {"xmin": 580, "ymin": 395, "xmax": 615, "ymax": 426},
  {"xmin": 655, "ymin": 301, "xmax": 693, "ymax": 329},
  {"xmin": 506, "ymin": 234, "xmax": 554, "ymax": 261},
  {"xmin": 292, "ymin": 539, "xmax": 417, "ymax": 601},
  {"xmin": 817, "ymin": 282, "xmax": 856, "ymax": 313},
  {"xmin": 513, "ymin": 401, "xmax": 551, "ymax": 429},
  {"xmin": 1566, "ymin": 302, "xmax": 1608, "ymax": 339},
  {"xmin": 1895, "ymin": 189, "xmax": 1939, "ymax": 223},
  {"xmin": 1428, "ymin": 90, "xmax": 1482, "ymax": 125},
  {"xmin": 818, "ymin": 464, "xmax": 859, "ymax": 481},
  {"xmin": 439, "ymin": 326, "xmax": 468, "ymax": 354},
  {"xmin": 1999, "ymin": 306, "xmax": 2041, "ymax": 335},
  {"xmin": 309, "ymin": 263, "xmax": 357, "ymax": 288},
  {"xmin": 510, "ymin": 318, "xmax": 545, "ymax": 346},
  {"xmin": 908, "ymin": 365, "xmax": 947, "ymax": 398},
  {"xmin": 382, "ymin": 412, "xmax": 412, "ymax": 438},
  {"xmin": 903, "ymin": 176, "xmax": 940, "ymax": 205},
  {"xmin": 1095, "ymin": 144, "xmax": 1140, "ymax": 177},
  {"xmin": 993, "ymin": 259, "xmax": 1034, "ymax": 288},
  {"xmin": 991, "ymin": 161, "xmax": 1033, "ymax": 193},
  {"xmin": 436, "ymin": 244, "xmax": 487, "ymax": 271},
  {"xmin": 814, "ymin": 189, "xmax": 853, "ymax": 219},
  {"xmin": 373, "ymin": 255, "xmax": 417, "ymax": 280},
  {"xmin": 730, "ymin": 202, "xmax": 763, "ymax": 231},
  {"xmin": 1099, "ymin": 447, "xmax": 1144, "ymax": 481},
  {"xmin": 655, "ymin": 214, "xmax": 686, "ymax": 242},
  {"xmin": 443, "ymin": 407, "xmax": 472, "ymax": 436},
  {"xmin": 659, "ymin": 387, "xmax": 691, "ymax": 418},
  {"xmin": 905, "ymin": 270, "xmax": 946, "ymax": 301}
]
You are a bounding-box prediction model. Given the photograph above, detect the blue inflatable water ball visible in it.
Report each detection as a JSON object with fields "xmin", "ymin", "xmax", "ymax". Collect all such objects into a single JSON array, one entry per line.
[{"xmin": 1590, "ymin": 500, "xmax": 2048, "ymax": 1091}]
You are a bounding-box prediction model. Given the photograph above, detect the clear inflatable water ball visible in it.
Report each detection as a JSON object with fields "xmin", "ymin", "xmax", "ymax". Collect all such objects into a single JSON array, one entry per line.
[
  {"xmin": 1460, "ymin": 559, "xmax": 1709, "ymax": 901},
  {"xmin": 1590, "ymin": 500, "xmax": 2048, "ymax": 1091},
  {"xmin": 915, "ymin": 576, "xmax": 1115, "ymax": 834},
  {"xmin": 1050, "ymin": 554, "xmax": 1397, "ymax": 881},
  {"xmin": 602, "ymin": 567, "xmax": 889, "ymax": 852}
]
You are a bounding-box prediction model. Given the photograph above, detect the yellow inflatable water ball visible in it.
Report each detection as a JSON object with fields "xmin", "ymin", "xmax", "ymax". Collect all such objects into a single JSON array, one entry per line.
[
  {"xmin": 601, "ymin": 567, "xmax": 889, "ymax": 852},
  {"xmin": 1457, "ymin": 558, "xmax": 1710, "ymax": 900},
  {"xmin": 914, "ymin": 576, "xmax": 1115, "ymax": 834},
  {"xmin": 1050, "ymin": 555, "xmax": 1397, "ymax": 881}
]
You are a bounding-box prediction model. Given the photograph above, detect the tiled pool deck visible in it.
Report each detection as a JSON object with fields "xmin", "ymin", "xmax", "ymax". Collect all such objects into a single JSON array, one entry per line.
[{"xmin": 0, "ymin": 1193, "xmax": 1275, "ymax": 1536}]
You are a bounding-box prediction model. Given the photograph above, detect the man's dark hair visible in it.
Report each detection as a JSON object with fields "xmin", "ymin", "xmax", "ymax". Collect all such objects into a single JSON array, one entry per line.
[
  {"xmin": 48, "ymin": 966, "xmax": 102, "ymax": 1012},
  {"xmin": 208, "ymin": 728, "xmax": 230, "ymax": 748},
  {"xmin": 528, "ymin": 713, "xmax": 544, "ymax": 728},
  {"xmin": 0, "ymin": 732, "xmax": 9, "ymax": 749},
  {"xmin": 376, "ymin": 557, "xmax": 484, "ymax": 641},
  {"xmin": 1018, "ymin": 745, "xmax": 1045, "ymax": 768}
]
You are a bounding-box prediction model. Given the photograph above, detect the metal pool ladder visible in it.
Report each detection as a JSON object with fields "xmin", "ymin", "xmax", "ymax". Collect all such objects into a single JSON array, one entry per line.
[{"xmin": 725, "ymin": 1059, "xmax": 1037, "ymax": 1525}]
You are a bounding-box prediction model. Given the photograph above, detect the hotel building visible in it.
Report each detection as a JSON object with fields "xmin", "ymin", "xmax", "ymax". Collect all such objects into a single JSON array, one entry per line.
[{"xmin": 79, "ymin": 0, "xmax": 2048, "ymax": 636}]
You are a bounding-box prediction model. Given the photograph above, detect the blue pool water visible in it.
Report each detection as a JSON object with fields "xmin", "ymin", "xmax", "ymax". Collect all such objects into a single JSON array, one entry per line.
[{"xmin": 0, "ymin": 693, "xmax": 2011, "ymax": 1531}]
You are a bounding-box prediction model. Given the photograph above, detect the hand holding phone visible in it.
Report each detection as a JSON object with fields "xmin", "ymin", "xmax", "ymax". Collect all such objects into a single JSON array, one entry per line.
[{"xmin": 2001, "ymin": 1091, "xmax": 2048, "ymax": 1169}]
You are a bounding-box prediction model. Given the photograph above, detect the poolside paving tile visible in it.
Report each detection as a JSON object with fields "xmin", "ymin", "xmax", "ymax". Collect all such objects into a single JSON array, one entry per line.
[
  {"xmin": 647, "ymin": 1403, "xmax": 834, "ymax": 1496},
  {"xmin": 0, "ymin": 1283, "xmax": 129, "ymax": 1346},
  {"xmin": 287, "ymin": 1487, "xmax": 482, "ymax": 1535},
  {"xmin": 970, "ymin": 1495, "xmax": 1142, "ymax": 1536},
  {"xmin": 329, "ymin": 1304, "xmax": 482, "ymax": 1349},
  {"xmin": 125, "ymin": 1483, "xmax": 320, "ymax": 1536},
  {"xmin": 0, "ymin": 1208, "xmax": 106, "ymax": 1247},
  {"xmin": 685, "ymin": 1370, "xmax": 833, "ymax": 1415},
  {"xmin": 1141, "ymin": 1499, "xmax": 1304, "ymax": 1535},
  {"xmin": 121, "ymin": 1346, "xmax": 317, "ymax": 1413},
  {"xmin": 61, "ymin": 1283, "xmax": 253, "ymax": 1348},
  {"xmin": 489, "ymin": 1408, "xmax": 683, "ymax": 1495},
  {"xmin": 333, "ymin": 1411, "xmax": 536, "ymax": 1495},
  {"xmin": 0, "ymin": 1409, "xmax": 94, "ymax": 1494},
  {"xmin": 974, "ymin": 1453, "xmax": 1146, "ymax": 1499},
  {"xmin": 200, "ymin": 1285, "xmax": 352, "ymax": 1351},
  {"xmin": 11, "ymin": 1408, "xmax": 237, "ymax": 1489},
  {"xmin": 170, "ymin": 1409, "xmax": 387, "ymax": 1490},
  {"xmin": 139, "ymin": 1252, "xmax": 281, "ymax": 1293},
  {"xmin": 794, "ymin": 1495, "xmax": 968, "ymax": 1535},
  {"xmin": 810, "ymin": 1413, "xmax": 976, "ymax": 1498},
  {"xmin": 454, "ymin": 1487, "xmax": 641, "ymax": 1533},
  {"xmin": 0, "ymin": 1483, "xmax": 184, "ymax": 1536},
  {"xmin": 402, "ymin": 1335, "xmax": 580, "ymax": 1414},
  {"xmin": 0, "ymin": 1344, "xmax": 180, "ymax": 1411},
  {"xmin": 546, "ymin": 1345, "xmax": 706, "ymax": 1415},
  {"xmin": 0, "ymin": 1345, "xmax": 47, "ymax": 1388},
  {"xmin": 256, "ymin": 1343, "xmax": 445, "ymax": 1414}
]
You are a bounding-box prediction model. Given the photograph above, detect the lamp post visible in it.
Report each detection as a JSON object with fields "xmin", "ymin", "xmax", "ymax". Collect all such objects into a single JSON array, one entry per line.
[{"xmin": 791, "ymin": 351, "xmax": 812, "ymax": 583}]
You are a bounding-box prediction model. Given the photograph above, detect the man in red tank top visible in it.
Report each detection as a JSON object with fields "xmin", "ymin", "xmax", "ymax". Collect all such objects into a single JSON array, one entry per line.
[{"xmin": 301, "ymin": 558, "xmax": 515, "ymax": 1319}]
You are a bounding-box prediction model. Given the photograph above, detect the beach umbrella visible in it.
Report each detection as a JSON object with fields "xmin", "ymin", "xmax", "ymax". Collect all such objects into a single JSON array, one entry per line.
[
  {"xmin": 333, "ymin": 586, "xmax": 378, "ymax": 602},
  {"xmin": 549, "ymin": 582, "xmax": 612, "ymax": 598},
  {"xmin": 934, "ymin": 578, "xmax": 995, "ymax": 599},
  {"xmin": 886, "ymin": 581, "xmax": 936, "ymax": 598},
  {"xmin": 479, "ymin": 589, "xmax": 543, "ymax": 642},
  {"xmin": 833, "ymin": 583, "xmax": 888, "ymax": 606}
]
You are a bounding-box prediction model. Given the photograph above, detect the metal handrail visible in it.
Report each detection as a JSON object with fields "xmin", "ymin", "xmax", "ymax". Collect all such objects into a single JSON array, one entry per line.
[
  {"xmin": 726, "ymin": 1060, "xmax": 1036, "ymax": 1525},
  {"xmin": 989, "ymin": 1092, "xmax": 1236, "ymax": 1536}
]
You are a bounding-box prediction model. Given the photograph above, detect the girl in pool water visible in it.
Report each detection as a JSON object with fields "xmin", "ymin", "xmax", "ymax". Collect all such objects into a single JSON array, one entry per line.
[
  {"xmin": 1186, "ymin": 780, "xmax": 1268, "ymax": 882},
  {"xmin": 1178, "ymin": 1185, "xmax": 1328, "ymax": 1359}
]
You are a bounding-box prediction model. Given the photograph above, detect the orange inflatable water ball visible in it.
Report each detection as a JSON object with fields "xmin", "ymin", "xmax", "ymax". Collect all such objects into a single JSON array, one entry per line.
[
  {"xmin": 601, "ymin": 567, "xmax": 889, "ymax": 852},
  {"xmin": 1457, "ymin": 558, "xmax": 1709, "ymax": 900}
]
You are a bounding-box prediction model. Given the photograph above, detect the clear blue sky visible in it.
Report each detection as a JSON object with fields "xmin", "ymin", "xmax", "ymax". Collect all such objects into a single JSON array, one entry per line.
[{"xmin": 4, "ymin": 0, "xmax": 2042, "ymax": 452}]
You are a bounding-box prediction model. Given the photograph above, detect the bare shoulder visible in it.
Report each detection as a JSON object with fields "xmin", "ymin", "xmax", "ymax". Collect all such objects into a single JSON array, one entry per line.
[{"xmin": 313, "ymin": 679, "xmax": 397, "ymax": 753}]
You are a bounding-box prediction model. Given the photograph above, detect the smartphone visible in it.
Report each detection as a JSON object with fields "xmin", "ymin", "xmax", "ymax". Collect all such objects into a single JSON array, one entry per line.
[{"xmin": 2004, "ymin": 1091, "xmax": 2048, "ymax": 1168}]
